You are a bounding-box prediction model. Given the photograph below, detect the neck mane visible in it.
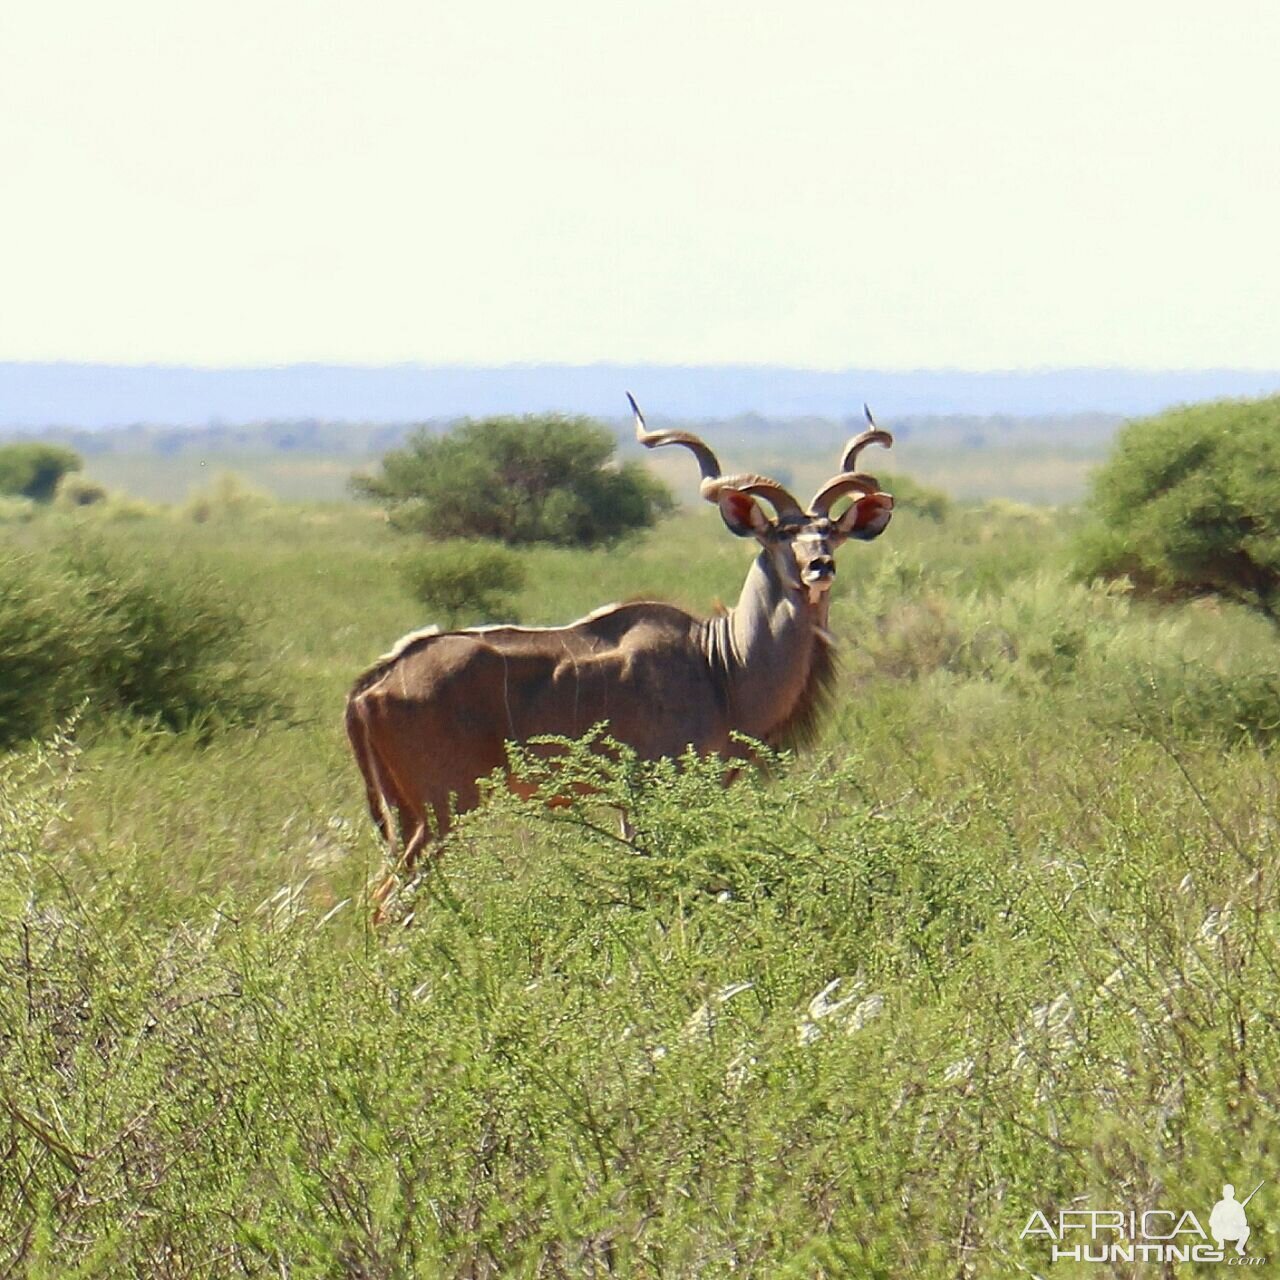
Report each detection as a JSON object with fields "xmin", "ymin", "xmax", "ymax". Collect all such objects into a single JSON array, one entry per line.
[{"xmin": 700, "ymin": 551, "xmax": 838, "ymax": 750}]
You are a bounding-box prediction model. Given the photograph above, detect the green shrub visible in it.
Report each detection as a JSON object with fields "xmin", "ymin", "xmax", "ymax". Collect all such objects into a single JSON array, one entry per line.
[
  {"xmin": 0, "ymin": 542, "xmax": 279, "ymax": 746},
  {"xmin": 0, "ymin": 561, "xmax": 82, "ymax": 745},
  {"xmin": 878, "ymin": 470, "xmax": 951, "ymax": 521},
  {"xmin": 183, "ymin": 471, "xmax": 274, "ymax": 523},
  {"xmin": 1125, "ymin": 663, "xmax": 1280, "ymax": 746},
  {"xmin": 1074, "ymin": 395, "xmax": 1280, "ymax": 621},
  {"xmin": 353, "ymin": 415, "xmax": 674, "ymax": 546},
  {"xmin": 72, "ymin": 543, "xmax": 276, "ymax": 731},
  {"xmin": 972, "ymin": 497, "xmax": 1051, "ymax": 526},
  {"xmin": 399, "ymin": 540, "xmax": 526, "ymax": 626},
  {"xmin": 99, "ymin": 493, "xmax": 164, "ymax": 521},
  {"xmin": 0, "ymin": 442, "xmax": 82, "ymax": 502},
  {"xmin": 53, "ymin": 472, "xmax": 108, "ymax": 507}
]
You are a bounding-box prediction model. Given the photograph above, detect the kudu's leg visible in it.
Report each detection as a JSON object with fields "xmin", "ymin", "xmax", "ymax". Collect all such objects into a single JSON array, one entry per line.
[
  {"xmin": 370, "ymin": 786, "xmax": 469, "ymax": 924},
  {"xmin": 370, "ymin": 811, "xmax": 437, "ymax": 923},
  {"xmin": 370, "ymin": 870, "xmax": 401, "ymax": 923}
]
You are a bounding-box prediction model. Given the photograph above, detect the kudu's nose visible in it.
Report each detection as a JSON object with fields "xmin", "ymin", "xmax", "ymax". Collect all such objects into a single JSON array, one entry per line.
[{"xmin": 802, "ymin": 556, "xmax": 835, "ymax": 583}]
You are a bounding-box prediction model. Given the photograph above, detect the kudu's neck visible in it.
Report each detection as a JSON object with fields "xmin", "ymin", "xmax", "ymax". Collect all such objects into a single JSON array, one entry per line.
[{"xmin": 701, "ymin": 550, "xmax": 831, "ymax": 744}]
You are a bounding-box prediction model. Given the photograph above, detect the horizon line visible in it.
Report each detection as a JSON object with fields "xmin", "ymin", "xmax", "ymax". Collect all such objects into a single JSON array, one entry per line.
[{"xmin": 6, "ymin": 359, "xmax": 1280, "ymax": 376}]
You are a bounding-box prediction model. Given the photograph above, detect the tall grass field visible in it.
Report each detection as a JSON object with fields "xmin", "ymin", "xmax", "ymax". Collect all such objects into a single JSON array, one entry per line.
[{"xmin": 2, "ymin": 490, "xmax": 1278, "ymax": 1276}]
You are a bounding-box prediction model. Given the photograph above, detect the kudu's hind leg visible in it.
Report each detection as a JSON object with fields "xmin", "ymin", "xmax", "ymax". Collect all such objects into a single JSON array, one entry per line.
[
  {"xmin": 369, "ymin": 870, "xmax": 401, "ymax": 923},
  {"xmin": 370, "ymin": 795, "xmax": 457, "ymax": 924},
  {"xmin": 370, "ymin": 815, "xmax": 432, "ymax": 924},
  {"xmin": 400, "ymin": 816, "xmax": 438, "ymax": 875}
]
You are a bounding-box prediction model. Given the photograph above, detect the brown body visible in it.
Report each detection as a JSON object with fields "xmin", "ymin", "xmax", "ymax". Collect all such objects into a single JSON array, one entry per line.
[{"xmin": 347, "ymin": 397, "xmax": 893, "ymax": 909}]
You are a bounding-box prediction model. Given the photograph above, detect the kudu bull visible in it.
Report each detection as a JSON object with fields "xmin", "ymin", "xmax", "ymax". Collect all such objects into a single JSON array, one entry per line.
[{"xmin": 346, "ymin": 396, "xmax": 893, "ymax": 910}]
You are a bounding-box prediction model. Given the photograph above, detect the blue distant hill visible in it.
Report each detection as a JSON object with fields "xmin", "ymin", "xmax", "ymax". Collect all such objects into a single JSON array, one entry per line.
[{"xmin": 3, "ymin": 362, "xmax": 1280, "ymax": 428}]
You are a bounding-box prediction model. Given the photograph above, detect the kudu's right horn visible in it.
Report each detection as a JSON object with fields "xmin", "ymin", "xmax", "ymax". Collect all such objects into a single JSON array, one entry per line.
[{"xmin": 809, "ymin": 403, "xmax": 894, "ymax": 516}]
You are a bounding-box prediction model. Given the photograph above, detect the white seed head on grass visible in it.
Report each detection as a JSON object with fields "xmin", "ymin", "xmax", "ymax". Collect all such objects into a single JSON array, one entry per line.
[{"xmin": 797, "ymin": 977, "xmax": 883, "ymax": 1044}]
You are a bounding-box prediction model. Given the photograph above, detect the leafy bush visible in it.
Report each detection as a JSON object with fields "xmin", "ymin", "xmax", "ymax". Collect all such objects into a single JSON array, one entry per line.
[
  {"xmin": 98, "ymin": 494, "xmax": 164, "ymax": 521},
  {"xmin": 353, "ymin": 414, "xmax": 674, "ymax": 546},
  {"xmin": 399, "ymin": 539, "xmax": 526, "ymax": 626},
  {"xmin": 0, "ymin": 565, "xmax": 81, "ymax": 744},
  {"xmin": 183, "ymin": 471, "xmax": 274, "ymax": 523},
  {"xmin": 0, "ymin": 542, "xmax": 279, "ymax": 746},
  {"xmin": 1074, "ymin": 396, "xmax": 1280, "ymax": 621},
  {"xmin": 878, "ymin": 470, "xmax": 951, "ymax": 521},
  {"xmin": 1125, "ymin": 662, "xmax": 1280, "ymax": 746},
  {"xmin": 53, "ymin": 472, "xmax": 108, "ymax": 507},
  {"xmin": 0, "ymin": 442, "xmax": 83, "ymax": 502}
]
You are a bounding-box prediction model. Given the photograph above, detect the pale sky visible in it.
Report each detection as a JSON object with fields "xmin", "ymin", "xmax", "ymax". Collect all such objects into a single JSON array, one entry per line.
[{"xmin": 2, "ymin": 1, "xmax": 1278, "ymax": 369}]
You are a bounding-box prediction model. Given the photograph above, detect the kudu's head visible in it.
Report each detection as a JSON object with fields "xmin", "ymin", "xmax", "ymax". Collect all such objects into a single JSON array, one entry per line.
[{"xmin": 629, "ymin": 394, "xmax": 894, "ymax": 605}]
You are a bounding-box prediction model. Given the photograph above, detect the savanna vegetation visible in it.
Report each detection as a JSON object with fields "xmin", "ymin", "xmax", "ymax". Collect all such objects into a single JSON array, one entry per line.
[
  {"xmin": 1, "ymin": 398, "xmax": 1278, "ymax": 1276},
  {"xmin": 24, "ymin": 411, "xmax": 1119, "ymax": 505}
]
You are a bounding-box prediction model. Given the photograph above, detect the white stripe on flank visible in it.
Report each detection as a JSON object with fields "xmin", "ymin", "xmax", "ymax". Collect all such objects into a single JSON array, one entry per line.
[
  {"xmin": 379, "ymin": 604, "xmax": 628, "ymax": 658},
  {"xmin": 377, "ymin": 624, "xmax": 441, "ymax": 663},
  {"xmin": 460, "ymin": 603, "xmax": 626, "ymax": 635}
]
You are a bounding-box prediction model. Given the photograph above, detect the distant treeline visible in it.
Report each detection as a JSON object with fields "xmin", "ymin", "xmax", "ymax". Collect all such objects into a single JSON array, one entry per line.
[{"xmin": 2, "ymin": 412, "xmax": 1124, "ymax": 461}]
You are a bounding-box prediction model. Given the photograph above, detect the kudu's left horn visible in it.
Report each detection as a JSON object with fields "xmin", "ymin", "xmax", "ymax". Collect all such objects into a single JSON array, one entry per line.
[{"xmin": 628, "ymin": 393, "xmax": 805, "ymax": 518}]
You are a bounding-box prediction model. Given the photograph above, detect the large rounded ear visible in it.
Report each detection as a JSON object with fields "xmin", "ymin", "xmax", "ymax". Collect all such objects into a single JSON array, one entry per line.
[
  {"xmin": 717, "ymin": 488, "xmax": 771, "ymax": 538},
  {"xmin": 833, "ymin": 491, "xmax": 894, "ymax": 542}
]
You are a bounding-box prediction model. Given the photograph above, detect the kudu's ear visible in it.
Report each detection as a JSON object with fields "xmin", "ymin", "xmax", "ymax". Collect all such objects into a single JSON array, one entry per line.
[
  {"xmin": 717, "ymin": 488, "xmax": 771, "ymax": 538},
  {"xmin": 833, "ymin": 491, "xmax": 894, "ymax": 542}
]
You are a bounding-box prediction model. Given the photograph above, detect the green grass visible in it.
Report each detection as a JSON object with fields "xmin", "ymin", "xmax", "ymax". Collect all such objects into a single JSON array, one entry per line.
[
  {"xmin": 2, "ymin": 498, "xmax": 1278, "ymax": 1276},
  {"xmin": 82, "ymin": 451, "xmax": 371, "ymax": 504}
]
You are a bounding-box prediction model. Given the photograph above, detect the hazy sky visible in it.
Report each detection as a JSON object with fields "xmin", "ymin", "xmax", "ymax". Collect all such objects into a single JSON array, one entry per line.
[{"xmin": 2, "ymin": 1, "xmax": 1277, "ymax": 369}]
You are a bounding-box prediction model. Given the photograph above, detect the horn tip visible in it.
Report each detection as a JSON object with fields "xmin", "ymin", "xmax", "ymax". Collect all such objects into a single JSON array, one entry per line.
[
  {"xmin": 626, "ymin": 392, "xmax": 644, "ymax": 424},
  {"xmin": 864, "ymin": 403, "xmax": 877, "ymax": 427}
]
